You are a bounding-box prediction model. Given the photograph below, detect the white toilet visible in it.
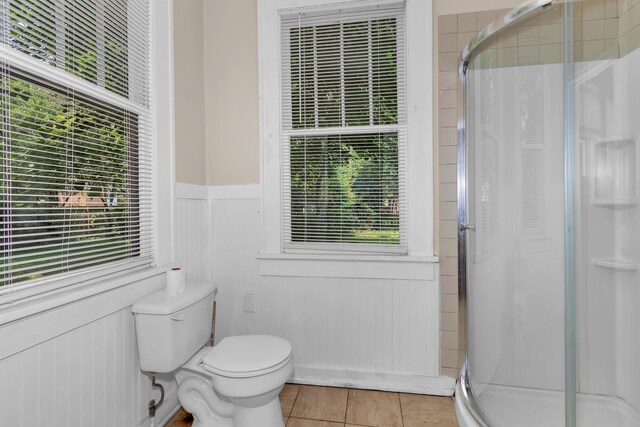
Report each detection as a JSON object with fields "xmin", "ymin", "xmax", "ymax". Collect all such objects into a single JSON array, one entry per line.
[{"xmin": 132, "ymin": 280, "xmax": 293, "ymax": 427}]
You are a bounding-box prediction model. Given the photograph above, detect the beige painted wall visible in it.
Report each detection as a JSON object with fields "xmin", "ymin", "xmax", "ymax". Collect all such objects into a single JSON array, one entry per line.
[
  {"xmin": 173, "ymin": 0, "xmax": 524, "ymax": 185},
  {"xmin": 204, "ymin": 0, "xmax": 260, "ymax": 185},
  {"xmin": 174, "ymin": 0, "xmax": 208, "ymax": 185}
]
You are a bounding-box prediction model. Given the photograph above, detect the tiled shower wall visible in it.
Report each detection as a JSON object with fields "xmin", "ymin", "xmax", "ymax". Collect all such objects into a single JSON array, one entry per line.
[
  {"xmin": 436, "ymin": 0, "xmax": 640, "ymax": 378},
  {"xmin": 437, "ymin": 8, "xmax": 503, "ymax": 380},
  {"xmin": 619, "ymin": 0, "xmax": 640, "ymax": 55}
]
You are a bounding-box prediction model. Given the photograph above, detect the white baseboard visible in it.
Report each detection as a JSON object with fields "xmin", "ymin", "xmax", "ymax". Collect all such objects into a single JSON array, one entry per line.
[{"xmin": 290, "ymin": 365, "xmax": 456, "ymax": 396}]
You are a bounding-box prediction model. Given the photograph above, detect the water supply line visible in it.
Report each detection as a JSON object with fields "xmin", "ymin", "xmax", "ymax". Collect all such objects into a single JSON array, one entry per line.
[
  {"xmin": 209, "ymin": 300, "xmax": 217, "ymax": 346},
  {"xmin": 148, "ymin": 374, "xmax": 165, "ymax": 419}
]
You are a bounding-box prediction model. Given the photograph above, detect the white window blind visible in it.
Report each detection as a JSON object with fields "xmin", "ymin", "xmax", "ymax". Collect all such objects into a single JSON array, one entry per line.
[
  {"xmin": 280, "ymin": 3, "xmax": 406, "ymax": 254},
  {"xmin": 0, "ymin": 0, "xmax": 152, "ymax": 288}
]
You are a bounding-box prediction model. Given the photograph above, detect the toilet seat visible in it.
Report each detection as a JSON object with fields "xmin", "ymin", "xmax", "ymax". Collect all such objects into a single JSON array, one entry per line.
[{"xmin": 204, "ymin": 335, "xmax": 292, "ymax": 378}]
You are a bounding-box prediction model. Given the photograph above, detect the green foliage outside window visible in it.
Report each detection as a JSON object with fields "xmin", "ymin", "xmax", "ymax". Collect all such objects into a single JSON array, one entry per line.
[
  {"xmin": 290, "ymin": 133, "xmax": 399, "ymax": 244},
  {"xmin": 1, "ymin": 76, "xmax": 136, "ymax": 284}
]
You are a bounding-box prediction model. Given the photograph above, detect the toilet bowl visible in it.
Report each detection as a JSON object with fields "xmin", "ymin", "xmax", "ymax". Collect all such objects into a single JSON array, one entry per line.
[
  {"xmin": 132, "ymin": 280, "xmax": 293, "ymax": 427},
  {"xmin": 177, "ymin": 337, "xmax": 294, "ymax": 427}
]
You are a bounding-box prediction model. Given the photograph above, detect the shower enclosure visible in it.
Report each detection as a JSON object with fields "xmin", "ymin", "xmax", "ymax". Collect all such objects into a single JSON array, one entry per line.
[{"xmin": 455, "ymin": 1, "xmax": 640, "ymax": 426}]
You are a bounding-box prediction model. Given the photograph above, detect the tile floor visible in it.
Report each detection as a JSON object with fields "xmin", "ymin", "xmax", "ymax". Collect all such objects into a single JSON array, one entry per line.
[{"xmin": 165, "ymin": 384, "xmax": 457, "ymax": 427}]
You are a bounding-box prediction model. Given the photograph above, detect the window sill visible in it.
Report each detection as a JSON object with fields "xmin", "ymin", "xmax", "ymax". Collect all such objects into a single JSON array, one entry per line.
[
  {"xmin": 0, "ymin": 265, "xmax": 166, "ymax": 326},
  {"xmin": 257, "ymin": 253, "xmax": 439, "ymax": 280},
  {"xmin": 0, "ymin": 265, "xmax": 171, "ymax": 360}
]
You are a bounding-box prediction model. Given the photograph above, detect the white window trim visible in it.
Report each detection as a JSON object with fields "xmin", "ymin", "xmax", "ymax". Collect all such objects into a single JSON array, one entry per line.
[
  {"xmin": 258, "ymin": 0, "xmax": 434, "ymax": 263},
  {"xmin": 0, "ymin": 0, "xmax": 175, "ymax": 317},
  {"xmin": 257, "ymin": 252, "xmax": 438, "ymax": 280}
]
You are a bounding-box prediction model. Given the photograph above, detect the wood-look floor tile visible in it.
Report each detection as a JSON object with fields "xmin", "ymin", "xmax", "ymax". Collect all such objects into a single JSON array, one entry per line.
[
  {"xmin": 165, "ymin": 408, "xmax": 193, "ymax": 427},
  {"xmin": 290, "ymin": 385, "xmax": 349, "ymax": 422},
  {"xmin": 345, "ymin": 389, "xmax": 402, "ymax": 427},
  {"xmin": 287, "ymin": 417, "xmax": 344, "ymax": 427},
  {"xmin": 280, "ymin": 383, "xmax": 301, "ymax": 417},
  {"xmin": 400, "ymin": 393, "xmax": 457, "ymax": 427}
]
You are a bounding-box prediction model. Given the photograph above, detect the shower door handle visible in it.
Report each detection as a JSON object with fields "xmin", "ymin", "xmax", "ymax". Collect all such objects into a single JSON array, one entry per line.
[{"xmin": 460, "ymin": 223, "xmax": 475, "ymax": 232}]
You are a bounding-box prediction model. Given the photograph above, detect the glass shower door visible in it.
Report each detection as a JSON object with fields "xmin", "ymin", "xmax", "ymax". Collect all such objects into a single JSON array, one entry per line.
[
  {"xmin": 459, "ymin": 2, "xmax": 572, "ymax": 426},
  {"xmin": 459, "ymin": 1, "xmax": 640, "ymax": 426}
]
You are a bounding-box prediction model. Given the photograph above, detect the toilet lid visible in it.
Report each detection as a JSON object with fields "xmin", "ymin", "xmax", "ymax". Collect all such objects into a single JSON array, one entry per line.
[{"xmin": 203, "ymin": 335, "xmax": 292, "ymax": 377}]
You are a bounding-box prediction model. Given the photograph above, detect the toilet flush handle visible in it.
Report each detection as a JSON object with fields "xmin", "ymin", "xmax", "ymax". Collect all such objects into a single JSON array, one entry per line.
[{"xmin": 170, "ymin": 312, "xmax": 185, "ymax": 321}]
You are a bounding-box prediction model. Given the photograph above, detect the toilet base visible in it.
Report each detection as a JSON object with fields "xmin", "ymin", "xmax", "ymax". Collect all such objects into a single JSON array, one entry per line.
[
  {"xmin": 176, "ymin": 347, "xmax": 289, "ymax": 427},
  {"xmin": 180, "ymin": 378, "xmax": 285, "ymax": 427},
  {"xmin": 233, "ymin": 398, "xmax": 284, "ymax": 427}
]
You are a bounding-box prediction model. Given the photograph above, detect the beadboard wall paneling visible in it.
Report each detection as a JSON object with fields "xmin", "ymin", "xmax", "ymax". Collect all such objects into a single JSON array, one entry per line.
[
  {"xmin": 0, "ymin": 303, "xmax": 177, "ymax": 427},
  {"xmin": 210, "ymin": 187, "xmax": 453, "ymax": 395},
  {"xmin": 175, "ymin": 183, "xmax": 212, "ymax": 281}
]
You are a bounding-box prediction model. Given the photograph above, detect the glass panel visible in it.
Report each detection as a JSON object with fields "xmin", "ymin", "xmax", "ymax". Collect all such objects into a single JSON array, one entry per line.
[
  {"xmin": 6, "ymin": 0, "xmax": 132, "ymax": 98},
  {"xmin": 288, "ymin": 133, "xmax": 399, "ymax": 245},
  {"xmin": 463, "ymin": 1, "xmax": 640, "ymax": 425},
  {"xmin": 289, "ymin": 18, "xmax": 399, "ymax": 129},
  {"xmin": 1, "ymin": 73, "xmax": 139, "ymax": 285},
  {"xmin": 463, "ymin": 4, "xmax": 569, "ymax": 426}
]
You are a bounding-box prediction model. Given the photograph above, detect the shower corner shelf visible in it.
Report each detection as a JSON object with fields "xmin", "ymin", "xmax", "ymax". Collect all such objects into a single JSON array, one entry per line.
[
  {"xmin": 588, "ymin": 137, "xmax": 639, "ymax": 207},
  {"xmin": 591, "ymin": 258, "xmax": 638, "ymax": 271},
  {"xmin": 592, "ymin": 199, "xmax": 638, "ymax": 209}
]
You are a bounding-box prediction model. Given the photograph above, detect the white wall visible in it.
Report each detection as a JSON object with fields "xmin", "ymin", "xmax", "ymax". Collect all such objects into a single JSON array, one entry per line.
[
  {"xmin": 174, "ymin": 184, "xmax": 213, "ymax": 282},
  {"xmin": 616, "ymin": 48, "xmax": 640, "ymax": 413},
  {"xmin": 0, "ymin": 273, "xmax": 178, "ymax": 427},
  {"xmin": 601, "ymin": 48, "xmax": 640, "ymax": 412},
  {"xmin": 172, "ymin": 183, "xmax": 454, "ymax": 395},
  {"xmin": 208, "ymin": 185, "xmax": 453, "ymax": 395}
]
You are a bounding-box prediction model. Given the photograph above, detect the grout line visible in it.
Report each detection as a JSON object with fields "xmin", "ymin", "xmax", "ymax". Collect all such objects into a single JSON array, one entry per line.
[
  {"xmin": 288, "ymin": 383, "xmax": 302, "ymax": 419},
  {"xmin": 398, "ymin": 392, "xmax": 405, "ymax": 427},
  {"xmin": 345, "ymin": 387, "xmax": 352, "ymax": 424},
  {"xmin": 289, "ymin": 415, "xmax": 349, "ymax": 424}
]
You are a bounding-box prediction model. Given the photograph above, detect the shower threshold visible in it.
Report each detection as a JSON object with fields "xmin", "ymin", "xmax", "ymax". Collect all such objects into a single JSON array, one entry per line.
[{"xmin": 455, "ymin": 382, "xmax": 640, "ymax": 427}]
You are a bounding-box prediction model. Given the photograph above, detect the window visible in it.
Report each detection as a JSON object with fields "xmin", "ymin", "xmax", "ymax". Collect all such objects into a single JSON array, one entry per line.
[
  {"xmin": 0, "ymin": 0, "xmax": 152, "ymax": 287},
  {"xmin": 281, "ymin": 5, "xmax": 406, "ymax": 253},
  {"xmin": 259, "ymin": 0, "xmax": 433, "ymax": 262}
]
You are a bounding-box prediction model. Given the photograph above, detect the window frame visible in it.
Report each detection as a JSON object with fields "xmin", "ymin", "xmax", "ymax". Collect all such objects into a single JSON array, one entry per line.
[
  {"xmin": 1, "ymin": 67, "xmax": 144, "ymax": 285},
  {"xmin": 0, "ymin": 0, "xmax": 174, "ymax": 312},
  {"xmin": 258, "ymin": 0, "xmax": 434, "ymax": 263},
  {"xmin": 280, "ymin": 8, "xmax": 407, "ymax": 254}
]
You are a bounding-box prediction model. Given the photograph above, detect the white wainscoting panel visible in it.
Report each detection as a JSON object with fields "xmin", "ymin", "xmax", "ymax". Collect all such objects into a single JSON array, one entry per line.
[
  {"xmin": 211, "ymin": 186, "xmax": 453, "ymax": 395},
  {"xmin": 0, "ymin": 299, "xmax": 177, "ymax": 427},
  {"xmin": 175, "ymin": 183, "xmax": 212, "ymax": 281},
  {"xmin": 0, "ymin": 308, "xmax": 144, "ymax": 426}
]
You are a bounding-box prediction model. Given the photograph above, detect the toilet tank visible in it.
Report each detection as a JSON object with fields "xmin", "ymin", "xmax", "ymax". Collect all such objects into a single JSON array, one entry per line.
[{"xmin": 132, "ymin": 280, "xmax": 215, "ymax": 373}]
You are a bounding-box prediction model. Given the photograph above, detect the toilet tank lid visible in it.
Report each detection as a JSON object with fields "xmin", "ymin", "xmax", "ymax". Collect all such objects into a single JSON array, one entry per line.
[{"xmin": 132, "ymin": 280, "xmax": 216, "ymax": 315}]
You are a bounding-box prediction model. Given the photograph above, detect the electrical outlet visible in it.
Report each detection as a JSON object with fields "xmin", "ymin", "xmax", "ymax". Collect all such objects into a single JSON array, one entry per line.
[{"xmin": 243, "ymin": 294, "xmax": 255, "ymax": 313}]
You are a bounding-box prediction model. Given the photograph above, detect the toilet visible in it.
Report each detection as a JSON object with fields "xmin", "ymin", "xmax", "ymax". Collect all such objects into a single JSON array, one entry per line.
[{"xmin": 132, "ymin": 280, "xmax": 293, "ymax": 427}]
